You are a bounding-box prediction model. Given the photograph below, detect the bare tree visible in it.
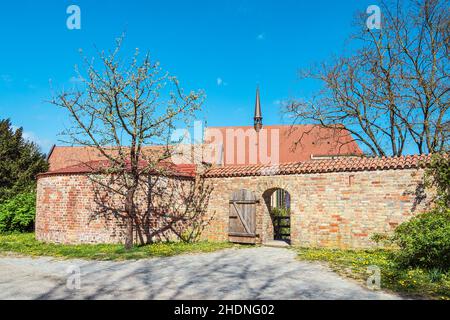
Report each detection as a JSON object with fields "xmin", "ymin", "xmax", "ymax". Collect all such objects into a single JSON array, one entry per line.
[
  {"xmin": 91, "ymin": 167, "xmax": 214, "ymax": 246},
  {"xmin": 286, "ymin": 0, "xmax": 449, "ymax": 156},
  {"xmin": 51, "ymin": 36, "xmax": 208, "ymax": 249}
]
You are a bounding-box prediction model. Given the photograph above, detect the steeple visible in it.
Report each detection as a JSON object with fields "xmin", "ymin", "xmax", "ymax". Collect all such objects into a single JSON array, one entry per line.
[{"xmin": 254, "ymin": 86, "xmax": 263, "ymax": 132}]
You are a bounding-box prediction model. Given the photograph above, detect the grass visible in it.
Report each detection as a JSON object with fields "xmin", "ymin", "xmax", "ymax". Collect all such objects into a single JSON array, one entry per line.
[
  {"xmin": 0, "ymin": 233, "xmax": 239, "ymax": 261},
  {"xmin": 295, "ymin": 247, "xmax": 450, "ymax": 300}
]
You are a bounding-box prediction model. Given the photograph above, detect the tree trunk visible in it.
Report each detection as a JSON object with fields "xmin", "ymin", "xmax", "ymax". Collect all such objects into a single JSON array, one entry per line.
[
  {"xmin": 124, "ymin": 217, "xmax": 133, "ymax": 250},
  {"xmin": 124, "ymin": 186, "xmax": 136, "ymax": 250}
]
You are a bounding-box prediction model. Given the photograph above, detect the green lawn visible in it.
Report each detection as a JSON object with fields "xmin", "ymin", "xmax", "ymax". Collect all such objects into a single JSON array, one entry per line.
[
  {"xmin": 295, "ymin": 247, "xmax": 450, "ymax": 300},
  {"xmin": 0, "ymin": 233, "xmax": 238, "ymax": 261}
]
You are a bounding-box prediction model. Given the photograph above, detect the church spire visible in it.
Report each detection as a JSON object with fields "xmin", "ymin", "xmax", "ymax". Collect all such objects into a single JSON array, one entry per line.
[{"xmin": 254, "ymin": 86, "xmax": 263, "ymax": 132}]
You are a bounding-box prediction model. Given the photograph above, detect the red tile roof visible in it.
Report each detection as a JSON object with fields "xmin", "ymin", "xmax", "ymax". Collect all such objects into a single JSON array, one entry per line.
[
  {"xmin": 38, "ymin": 160, "xmax": 196, "ymax": 178},
  {"xmin": 47, "ymin": 125, "xmax": 363, "ymax": 172},
  {"xmin": 46, "ymin": 146, "xmax": 171, "ymax": 172},
  {"xmin": 39, "ymin": 154, "xmax": 437, "ymax": 179},
  {"xmin": 202, "ymin": 154, "xmax": 433, "ymax": 178},
  {"xmin": 205, "ymin": 125, "xmax": 363, "ymax": 165}
]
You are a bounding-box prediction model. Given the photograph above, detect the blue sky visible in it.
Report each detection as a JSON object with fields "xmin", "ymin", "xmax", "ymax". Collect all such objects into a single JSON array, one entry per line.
[{"xmin": 0, "ymin": 0, "xmax": 375, "ymax": 153}]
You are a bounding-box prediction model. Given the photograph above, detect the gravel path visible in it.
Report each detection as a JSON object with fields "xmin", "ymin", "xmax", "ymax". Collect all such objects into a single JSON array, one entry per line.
[{"xmin": 0, "ymin": 247, "xmax": 401, "ymax": 300}]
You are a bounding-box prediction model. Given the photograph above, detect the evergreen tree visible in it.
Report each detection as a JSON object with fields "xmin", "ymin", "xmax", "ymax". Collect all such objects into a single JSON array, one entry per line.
[{"xmin": 0, "ymin": 119, "xmax": 48, "ymax": 203}]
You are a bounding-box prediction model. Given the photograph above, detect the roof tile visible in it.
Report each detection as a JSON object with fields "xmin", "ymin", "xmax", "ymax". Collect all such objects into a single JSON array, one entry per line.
[{"xmin": 203, "ymin": 154, "xmax": 433, "ymax": 178}]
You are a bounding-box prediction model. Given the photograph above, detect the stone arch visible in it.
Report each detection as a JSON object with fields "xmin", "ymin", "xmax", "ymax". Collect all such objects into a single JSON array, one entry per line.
[
  {"xmin": 262, "ymin": 188, "xmax": 291, "ymax": 210},
  {"xmin": 256, "ymin": 178, "xmax": 295, "ymax": 200},
  {"xmin": 262, "ymin": 187, "xmax": 292, "ymax": 243},
  {"xmin": 254, "ymin": 178, "xmax": 295, "ymax": 244}
]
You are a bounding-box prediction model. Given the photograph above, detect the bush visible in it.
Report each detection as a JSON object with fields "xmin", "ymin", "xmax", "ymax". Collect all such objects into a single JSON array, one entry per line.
[
  {"xmin": 424, "ymin": 153, "xmax": 450, "ymax": 207},
  {"xmin": 392, "ymin": 208, "xmax": 450, "ymax": 270},
  {"xmin": 0, "ymin": 192, "xmax": 36, "ymax": 233},
  {"xmin": 271, "ymin": 207, "xmax": 290, "ymax": 217}
]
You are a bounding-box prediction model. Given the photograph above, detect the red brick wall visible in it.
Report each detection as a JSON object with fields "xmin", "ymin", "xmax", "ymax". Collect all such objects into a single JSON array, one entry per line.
[
  {"xmin": 36, "ymin": 168, "xmax": 430, "ymax": 248},
  {"xmin": 36, "ymin": 175, "xmax": 127, "ymax": 244}
]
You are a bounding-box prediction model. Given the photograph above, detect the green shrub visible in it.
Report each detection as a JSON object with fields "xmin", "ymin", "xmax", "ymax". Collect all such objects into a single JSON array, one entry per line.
[
  {"xmin": 271, "ymin": 207, "xmax": 290, "ymax": 217},
  {"xmin": 0, "ymin": 192, "xmax": 36, "ymax": 233},
  {"xmin": 370, "ymin": 233, "xmax": 392, "ymax": 247},
  {"xmin": 392, "ymin": 208, "xmax": 450, "ymax": 270},
  {"xmin": 424, "ymin": 153, "xmax": 450, "ymax": 207},
  {"xmin": 428, "ymin": 268, "xmax": 444, "ymax": 283}
]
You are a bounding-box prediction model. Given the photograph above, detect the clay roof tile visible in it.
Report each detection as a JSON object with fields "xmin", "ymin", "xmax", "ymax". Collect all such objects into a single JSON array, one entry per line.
[{"xmin": 203, "ymin": 154, "xmax": 434, "ymax": 178}]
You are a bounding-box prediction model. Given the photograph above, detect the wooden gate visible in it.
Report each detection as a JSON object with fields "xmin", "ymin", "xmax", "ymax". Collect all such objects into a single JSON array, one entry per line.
[{"xmin": 229, "ymin": 189, "xmax": 258, "ymax": 243}]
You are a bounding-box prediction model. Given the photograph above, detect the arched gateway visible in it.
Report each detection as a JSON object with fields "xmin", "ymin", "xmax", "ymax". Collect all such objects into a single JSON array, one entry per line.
[
  {"xmin": 263, "ymin": 188, "xmax": 291, "ymax": 244},
  {"xmin": 227, "ymin": 187, "xmax": 293, "ymax": 245}
]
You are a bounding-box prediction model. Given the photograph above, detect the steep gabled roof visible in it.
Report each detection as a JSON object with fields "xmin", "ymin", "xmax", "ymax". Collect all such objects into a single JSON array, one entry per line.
[{"xmin": 204, "ymin": 124, "xmax": 363, "ymax": 165}]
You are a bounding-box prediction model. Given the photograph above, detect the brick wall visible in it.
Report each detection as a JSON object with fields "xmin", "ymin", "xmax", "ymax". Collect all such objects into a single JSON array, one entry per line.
[
  {"xmin": 36, "ymin": 175, "xmax": 127, "ymax": 244},
  {"xmin": 201, "ymin": 168, "xmax": 430, "ymax": 248},
  {"xmin": 36, "ymin": 168, "xmax": 430, "ymax": 248}
]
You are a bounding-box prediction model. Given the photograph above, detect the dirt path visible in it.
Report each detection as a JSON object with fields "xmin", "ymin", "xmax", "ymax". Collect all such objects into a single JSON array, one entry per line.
[{"xmin": 0, "ymin": 247, "xmax": 400, "ymax": 300}]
